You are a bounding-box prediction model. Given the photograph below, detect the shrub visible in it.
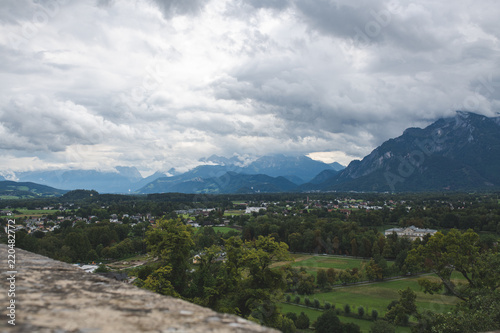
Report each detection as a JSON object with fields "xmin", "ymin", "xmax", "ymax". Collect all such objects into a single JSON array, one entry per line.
[
  {"xmin": 343, "ymin": 322, "xmax": 361, "ymax": 333},
  {"xmin": 324, "ymin": 301, "xmax": 331, "ymax": 310},
  {"xmin": 285, "ymin": 294, "xmax": 291, "ymax": 302},
  {"xmin": 317, "ymin": 269, "xmax": 328, "ymax": 287},
  {"xmin": 369, "ymin": 320, "xmax": 395, "ymax": 333},
  {"xmin": 358, "ymin": 306, "xmax": 365, "ymax": 318},
  {"xmin": 304, "ymin": 297, "xmax": 311, "ymax": 307},
  {"xmin": 294, "ymin": 295, "xmax": 300, "ymax": 304},
  {"xmin": 295, "ymin": 312, "xmax": 310, "ymax": 329},
  {"xmin": 280, "ymin": 316, "xmax": 296, "ymax": 333},
  {"xmin": 285, "ymin": 312, "xmax": 297, "ymax": 323},
  {"xmin": 313, "ymin": 299, "xmax": 321, "ymax": 308},
  {"xmin": 315, "ymin": 309, "xmax": 342, "ymax": 333},
  {"xmin": 371, "ymin": 309, "xmax": 379, "ymax": 321},
  {"xmin": 344, "ymin": 303, "xmax": 351, "ymax": 314}
]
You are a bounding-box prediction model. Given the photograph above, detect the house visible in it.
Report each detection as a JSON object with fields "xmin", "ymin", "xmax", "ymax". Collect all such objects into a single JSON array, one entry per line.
[
  {"xmin": 384, "ymin": 225, "xmax": 437, "ymax": 241},
  {"xmin": 245, "ymin": 207, "xmax": 266, "ymax": 214}
]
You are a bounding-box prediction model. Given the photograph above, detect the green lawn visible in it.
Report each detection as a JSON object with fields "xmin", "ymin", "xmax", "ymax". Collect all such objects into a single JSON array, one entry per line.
[
  {"xmin": 291, "ymin": 275, "xmax": 457, "ymax": 318},
  {"xmin": 289, "ymin": 255, "xmax": 372, "ymax": 277},
  {"xmin": 279, "ymin": 302, "xmax": 410, "ymax": 333},
  {"xmin": 212, "ymin": 226, "xmax": 240, "ymax": 234},
  {"xmin": 2, "ymin": 208, "xmax": 60, "ymax": 217},
  {"xmin": 224, "ymin": 210, "xmax": 245, "ymax": 216}
]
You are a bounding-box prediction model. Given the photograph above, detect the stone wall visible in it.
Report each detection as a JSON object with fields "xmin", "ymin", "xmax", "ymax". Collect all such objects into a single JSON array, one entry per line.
[{"xmin": 0, "ymin": 244, "xmax": 278, "ymax": 333}]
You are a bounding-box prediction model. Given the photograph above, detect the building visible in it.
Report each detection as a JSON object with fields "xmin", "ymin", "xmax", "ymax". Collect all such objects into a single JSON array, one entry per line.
[
  {"xmin": 384, "ymin": 225, "xmax": 437, "ymax": 241},
  {"xmin": 245, "ymin": 207, "xmax": 266, "ymax": 214}
]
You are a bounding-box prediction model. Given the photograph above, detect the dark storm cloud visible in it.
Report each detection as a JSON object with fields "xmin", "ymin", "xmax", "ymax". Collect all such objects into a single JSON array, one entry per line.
[{"xmin": 150, "ymin": 0, "xmax": 208, "ymax": 19}]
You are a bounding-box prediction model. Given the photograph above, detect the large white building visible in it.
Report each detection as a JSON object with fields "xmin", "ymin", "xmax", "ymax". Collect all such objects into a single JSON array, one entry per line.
[
  {"xmin": 245, "ymin": 207, "xmax": 267, "ymax": 214},
  {"xmin": 384, "ymin": 225, "xmax": 437, "ymax": 241}
]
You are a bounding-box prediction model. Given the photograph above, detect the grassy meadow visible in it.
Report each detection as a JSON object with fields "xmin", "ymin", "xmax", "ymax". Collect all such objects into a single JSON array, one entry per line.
[
  {"xmin": 1, "ymin": 208, "xmax": 60, "ymax": 218},
  {"xmin": 276, "ymin": 254, "xmax": 460, "ymax": 332}
]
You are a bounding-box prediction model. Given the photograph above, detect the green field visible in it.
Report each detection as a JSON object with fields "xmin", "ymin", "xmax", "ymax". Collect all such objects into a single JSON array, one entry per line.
[
  {"xmin": 280, "ymin": 274, "xmax": 458, "ymax": 332},
  {"xmin": 224, "ymin": 210, "xmax": 245, "ymax": 216},
  {"xmin": 291, "ymin": 255, "xmax": 367, "ymax": 270},
  {"xmin": 283, "ymin": 254, "xmax": 386, "ymax": 278},
  {"xmin": 0, "ymin": 208, "xmax": 60, "ymax": 217},
  {"xmin": 278, "ymin": 253, "xmax": 459, "ymax": 332},
  {"xmin": 195, "ymin": 226, "xmax": 241, "ymax": 234},
  {"xmin": 311, "ymin": 276, "xmax": 456, "ymax": 316},
  {"xmin": 279, "ymin": 302, "xmax": 410, "ymax": 333},
  {"xmin": 212, "ymin": 226, "xmax": 240, "ymax": 234}
]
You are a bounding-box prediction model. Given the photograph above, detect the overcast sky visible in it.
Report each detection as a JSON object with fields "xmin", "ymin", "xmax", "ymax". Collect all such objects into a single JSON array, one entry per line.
[{"xmin": 1, "ymin": 0, "xmax": 499, "ymax": 176}]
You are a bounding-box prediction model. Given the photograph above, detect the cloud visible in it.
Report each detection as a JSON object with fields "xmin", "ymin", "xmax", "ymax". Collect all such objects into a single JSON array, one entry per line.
[
  {"xmin": 150, "ymin": 0, "xmax": 208, "ymax": 19},
  {"xmin": 0, "ymin": 0, "xmax": 499, "ymax": 175}
]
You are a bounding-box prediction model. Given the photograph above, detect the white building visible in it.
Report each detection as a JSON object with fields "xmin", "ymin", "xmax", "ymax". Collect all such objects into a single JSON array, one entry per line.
[
  {"xmin": 245, "ymin": 207, "xmax": 267, "ymax": 214},
  {"xmin": 384, "ymin": 225, "xmax": 437, "ymax": 241}
]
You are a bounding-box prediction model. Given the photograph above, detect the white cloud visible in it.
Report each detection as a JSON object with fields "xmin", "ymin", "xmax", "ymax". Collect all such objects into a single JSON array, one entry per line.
[{"xmin": 0, "ymin": 0, "xmax": 499, "ymax": 175}]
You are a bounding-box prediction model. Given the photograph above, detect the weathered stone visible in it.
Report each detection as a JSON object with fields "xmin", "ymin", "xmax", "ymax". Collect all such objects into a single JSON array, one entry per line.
[{"xmin": 0, "ymin": 245, "xmax": 278, "ymax": 333}]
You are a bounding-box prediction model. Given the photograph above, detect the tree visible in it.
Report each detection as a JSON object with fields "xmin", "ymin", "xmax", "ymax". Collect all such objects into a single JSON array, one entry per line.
[
  {"xmin": 288, "ymin": 232, "xmax": 302, "ymax": 252},
  {"xmin": 384, "ymin": 288, "xmax": 417, "ymax": 325},
  {"xmin": 369, "ymin": 320, "xmax": 395, "ymax": 333},
  {"xmin": 316, "ymin": 269, "xmax": 328, "ymax": 288},
  {"xmin": 295, "ymin": 312, "xmax": 310, "ymax": 329},
  {"xmin": 406, "ymin": 229, "xmax": 500, "ymax": 301},
  {"xmin": 339, "ymin": 270, "xmax": 351, "ymax": 285},
  {"xmin": 145, "ymin": 218, "xmax": 194, "ymax": 294},
  {"xmin": 297, "ymin": 270, "xmax": 315, "ymax": 295},
  {"xmin": 351, "ymin": 238, "xmax": 358, "ymax": 257},
  {"xmin": 358, "ymin": 306, "xmax": 365, "ymax": 318},
  {"xmin": 315, "ymin": 309, "xmax": 343, "ymax": 333},
  {"xmin": 64, "ymin": 231, "xmax": 91, "ymax": 262},
  {"xmin": 343, "ymin": 322, "xmax": 361, "ymax": 333},
  {"xmin": 326, "ymin": 268, "xmax": 337, "ymax": 284},
  {"xmin": 313, "ymin": 299, "xmax": 320, "ymax": 308},
  {"xmin": 365, "ymin": 259, "xmax": 383, "ymax": 281},
  {"xmin": 285, "ymin": 312, "xmax": 297, "ymax": 323},
  {"xmin": 143, "ymin": 266, "xmax": 178, "ymax": 297},
  {"xmin": 278, "ymin": 316, "xmax": 296, "ymax": 333},
  {"xmin": 213, "ymin": 235, "xmax": 291, "ymax": 328}
]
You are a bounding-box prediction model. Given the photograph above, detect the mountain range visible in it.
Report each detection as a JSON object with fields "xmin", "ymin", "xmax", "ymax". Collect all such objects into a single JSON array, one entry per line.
[
  {"xmin": 2, "ymin": 154, "xmax": 344, "ymax": 194},
  {"xmin": 307, "ymin": 111, "xmax": 500, "ymax": 192},
  {"xmin": 2, "ymin": 111, "xmax": 499, "ymax": 195}
]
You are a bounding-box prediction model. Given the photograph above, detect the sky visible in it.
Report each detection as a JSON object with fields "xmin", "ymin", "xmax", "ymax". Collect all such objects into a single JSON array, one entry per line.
[{"xmin": 0, "ymin": 0, "xmax": 499, "ymax": 177}]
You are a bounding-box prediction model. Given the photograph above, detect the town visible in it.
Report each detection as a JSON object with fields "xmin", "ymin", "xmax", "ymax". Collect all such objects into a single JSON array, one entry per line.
[{"xmin": 1, "ymin": 191, "xmax": 499, "ymax": 333}]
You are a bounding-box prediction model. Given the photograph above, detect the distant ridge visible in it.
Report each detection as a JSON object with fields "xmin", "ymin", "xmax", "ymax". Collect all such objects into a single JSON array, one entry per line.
[
  {"xmin": 0, "ymin": 180, "xmax": 67, "ymax": 199},
  {"xmin": 304, "ymin": 111, "xmax": 500, "ymax": 192},
  {"xmin": 8, "ymin": 154, "xmax": 343, "ymax": 194},
  {"xmin": 139, "ymin": 172, "xmax": 298, "ymax": 194}
]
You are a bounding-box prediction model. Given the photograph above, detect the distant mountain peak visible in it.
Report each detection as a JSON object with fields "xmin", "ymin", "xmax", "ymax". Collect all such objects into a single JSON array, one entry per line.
[
  {"xmin": 307, "ymin": 111, "xmax": 500, "ymax": 192},
  {"xmin": 115, "ymin": 166, "xmax": 142, "ymax": 182}
]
